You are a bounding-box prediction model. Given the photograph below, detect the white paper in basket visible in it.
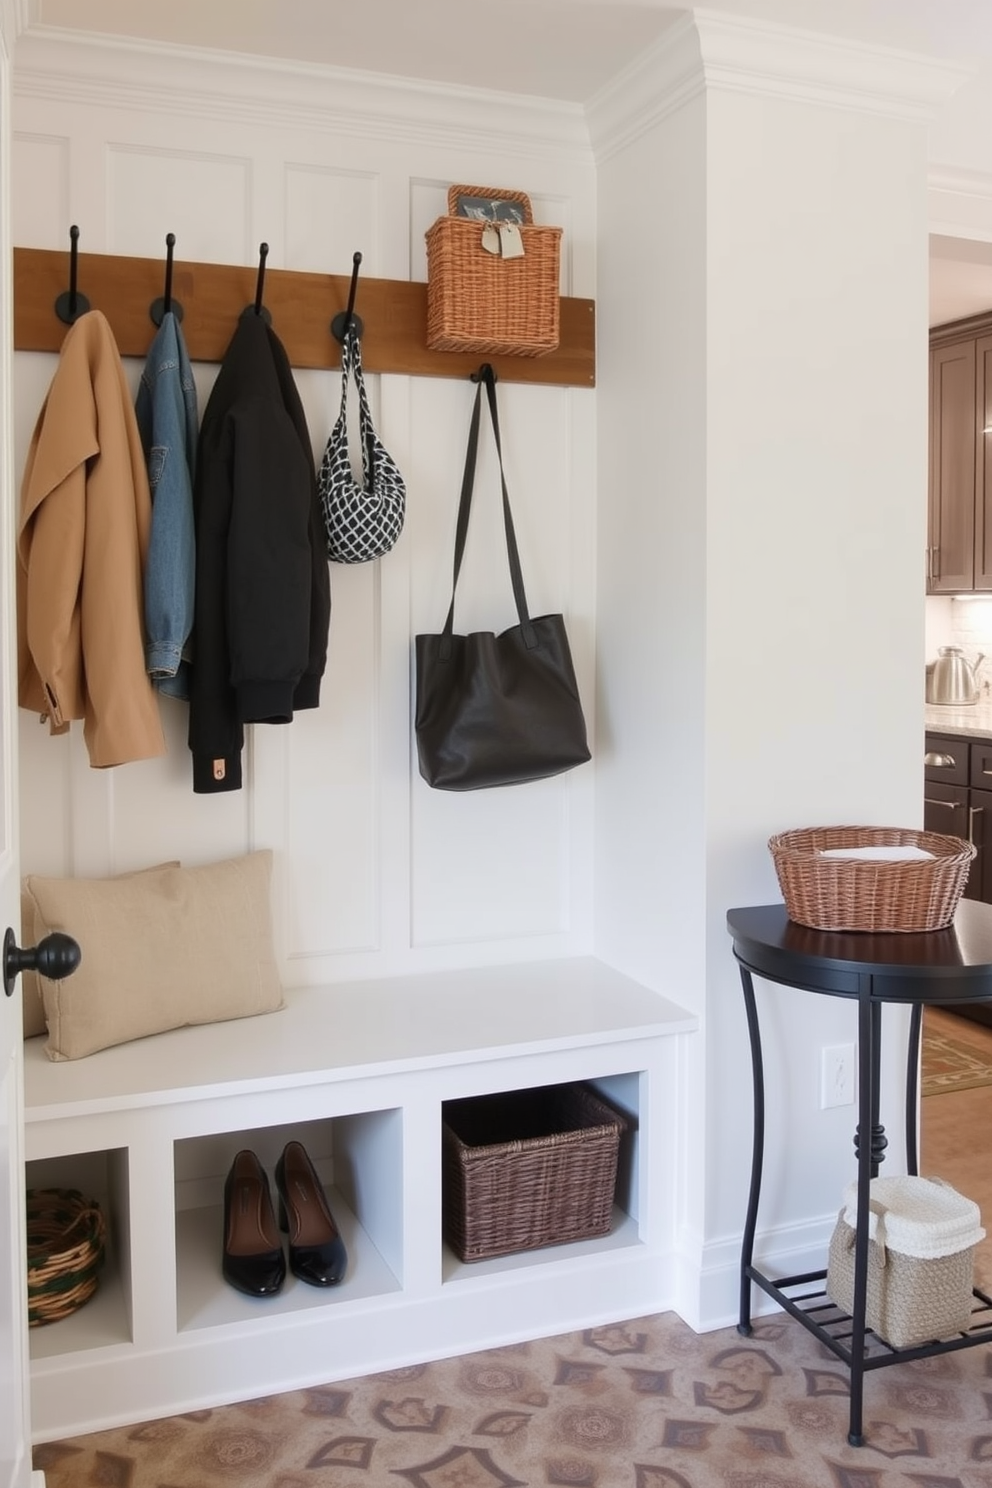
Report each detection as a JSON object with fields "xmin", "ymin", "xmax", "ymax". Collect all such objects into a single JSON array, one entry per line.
[{"xmin": 819, "ymin": 846, "xmax": 935, "ymax": 861}]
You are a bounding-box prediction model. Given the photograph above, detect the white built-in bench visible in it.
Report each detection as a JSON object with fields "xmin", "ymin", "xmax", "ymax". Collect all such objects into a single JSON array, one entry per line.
[{"xmin": 23, "ymin": 956, "xmax": 695, "ymax": 1442}]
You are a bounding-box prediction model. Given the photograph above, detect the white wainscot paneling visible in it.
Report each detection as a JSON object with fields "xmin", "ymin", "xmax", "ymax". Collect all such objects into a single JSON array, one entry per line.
[
  {"xmin": 407, "ymin": 376, "xmax": 592, "ymax": 948},
  {"xmin": 105, "ymin": 145, "xmax": 252, "ymax": 263},
  {"xmin": 11, "ymin": 133, "xmax": 68, "ymax": 247},
  {"xmin": 105, "ymin": 700, "xmax": 254, "ymax": 872},
  {"xmin": 17, "ymin": 715, "xmax": 69, "ymax": 876},
  {"xmin": 16, "ymin": 352, "xmax": 72, "ymax": 877},
  {"xmin": 411, "ymin": 380, "xmax": 579, "ymax": 632},
  {"xmin": 284, "ymin": 163, "xmax": 380, "ymax": 276},
  {"xmin": 409, "ymin": 178, "xmax": 449, "ymax": 282},
  {"xmin": 255, "ymin": 560, "xmax": 380, "ymax": 964},
  {"xmin": 411, "ymin": 780, "xmax": 573, "ymax": 945},
  {"xmin": 529, "ymin": 191, "xmax": 574, "ymax": 295}
]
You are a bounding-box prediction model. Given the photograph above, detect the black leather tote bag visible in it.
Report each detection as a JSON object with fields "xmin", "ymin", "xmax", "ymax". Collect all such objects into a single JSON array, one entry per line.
[{"xmin": 415, "ymin": 365, "xmax": 590, "ymax": 790}]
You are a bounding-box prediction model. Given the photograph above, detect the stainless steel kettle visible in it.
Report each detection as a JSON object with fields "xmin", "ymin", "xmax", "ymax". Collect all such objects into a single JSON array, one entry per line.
[{"xmin": 926, "ymin": 645, "xmax": 985, "ymax": 705}]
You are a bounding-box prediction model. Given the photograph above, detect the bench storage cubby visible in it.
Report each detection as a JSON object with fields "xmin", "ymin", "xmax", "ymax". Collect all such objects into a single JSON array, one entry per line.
[{"xmin": 23, "ymin": 957, "xmax": 694, "ymax": 1442}]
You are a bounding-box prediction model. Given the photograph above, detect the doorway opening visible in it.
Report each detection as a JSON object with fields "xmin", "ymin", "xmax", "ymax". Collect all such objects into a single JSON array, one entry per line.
[
  {"xmin": 921, "ymin": 231, "xmax": 992, "ymax": 1291},
  {"xmin": 919, "ymin": 1004, "xmax": 992, "ymax": 1290}
]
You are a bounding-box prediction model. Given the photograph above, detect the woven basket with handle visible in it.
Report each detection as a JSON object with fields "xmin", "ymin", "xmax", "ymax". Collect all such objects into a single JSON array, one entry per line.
[{"xmin": 426, "ymin": 185, "xmax": 562, "ymax": 357}]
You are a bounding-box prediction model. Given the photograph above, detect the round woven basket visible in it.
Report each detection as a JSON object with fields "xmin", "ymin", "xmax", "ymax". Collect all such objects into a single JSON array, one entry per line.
[
  {"xmin": 768, "ymin": 825, "xmax": 976, "ymax": 933},
  {"xmin": 26, "ymin": 1188, "xmax": 106, "ymax": 1327}
]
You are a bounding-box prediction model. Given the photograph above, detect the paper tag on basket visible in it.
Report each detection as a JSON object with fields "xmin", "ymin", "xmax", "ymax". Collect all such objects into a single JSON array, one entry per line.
[
  {"xmin": 481, "ymin": 224, "xmax": 501, "ymax": 255},
  {"xmin": 498, "ymin": 223, "xmax": 525, "ymax": 259},
  {"xmin": 819, "ymin": 846, "xmax": 935, "ymax": 861}
]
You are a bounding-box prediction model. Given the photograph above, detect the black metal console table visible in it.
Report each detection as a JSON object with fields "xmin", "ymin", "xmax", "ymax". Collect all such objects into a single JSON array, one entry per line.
[{"xmin": 727, "ymin": 900, "xmax": 992, "ymax": 1447}]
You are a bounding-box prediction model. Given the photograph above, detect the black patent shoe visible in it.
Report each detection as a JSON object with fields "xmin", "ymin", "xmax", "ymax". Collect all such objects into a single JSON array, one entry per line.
[
  {"xmin": 222, "ymin": 1150, "xmax": 286, "ymax": 1297},
  {"xmin": 274, "ymin": 1140, "xmax": 348, "ymax": 1287}
]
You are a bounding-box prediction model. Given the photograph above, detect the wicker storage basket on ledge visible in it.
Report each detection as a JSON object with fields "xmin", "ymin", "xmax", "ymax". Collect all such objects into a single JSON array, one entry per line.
[
  {"xmin": 426, "ymin": 185, "xmax": 562, "ymax": 357},
  {"xmin": 442, "ymin": 1083, "xmax": 625, "ymax": 1262},
  {"xmin": 26, "ymin": 1187, "xmax": 105, "ymax": 1326},
  {"xmin": 768, "ymin": 825, "xmax": 975, "ymax": 933}
]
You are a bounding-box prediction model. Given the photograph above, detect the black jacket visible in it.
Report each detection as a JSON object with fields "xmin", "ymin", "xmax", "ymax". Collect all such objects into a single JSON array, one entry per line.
[{"xmin": 188, "ymin": 309, "xmax": 331, "ymax": 792}]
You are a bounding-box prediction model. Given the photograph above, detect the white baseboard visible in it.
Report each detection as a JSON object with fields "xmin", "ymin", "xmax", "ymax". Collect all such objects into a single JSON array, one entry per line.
[{"xmin": 672, "ymin": 1214, "xmax": 837, "ymax": 1333}]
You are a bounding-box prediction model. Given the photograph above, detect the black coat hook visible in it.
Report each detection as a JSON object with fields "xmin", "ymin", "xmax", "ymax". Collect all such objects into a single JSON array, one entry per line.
[
  {"xmin": 470, "ymin": 363, "xmax": 498, "ymax": 384},
  {"xmin": 254, "ymin": 242, "xmax": 269, "ymax": 317},
  {"xmin": 150, "ymin": 232, "xmax": 184, "ymax": 326},
  {"xmin": 54, "ymin": 225, "xmax": 92, "ymax": 326},
  {"xmin": 331, "ymin": 252, "xmax": 364, "ymax": 343}
]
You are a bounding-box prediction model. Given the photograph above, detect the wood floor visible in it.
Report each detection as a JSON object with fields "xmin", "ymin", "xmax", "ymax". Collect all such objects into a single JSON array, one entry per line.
[{"xmin": 920, "ymin": 1004, "xmax": 992, "ymax": 1291}]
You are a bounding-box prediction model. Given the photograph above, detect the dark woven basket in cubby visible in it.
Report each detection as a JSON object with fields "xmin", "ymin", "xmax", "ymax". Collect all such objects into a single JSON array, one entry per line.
[
  {"xmin": 442, "ymin": 1082, "xmax": 626, "ymax": 1263},
  {"xmin": 26, "ymin": 1187, "xmax": 106, "ymax": 1327}
]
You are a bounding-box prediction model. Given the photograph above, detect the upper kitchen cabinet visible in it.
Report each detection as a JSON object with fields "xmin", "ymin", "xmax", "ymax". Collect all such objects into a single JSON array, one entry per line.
[{"xmin": 928, "ymin": 314, "xmax": 992, "ymax": 593}]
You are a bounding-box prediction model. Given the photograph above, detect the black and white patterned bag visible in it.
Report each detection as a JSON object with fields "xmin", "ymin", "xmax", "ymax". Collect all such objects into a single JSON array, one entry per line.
[{"xmin": 318, "ymin": 326, "xmax": 406, "ymax": 563}]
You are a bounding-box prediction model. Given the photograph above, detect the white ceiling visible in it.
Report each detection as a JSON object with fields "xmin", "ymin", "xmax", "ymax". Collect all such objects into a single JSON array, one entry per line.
[
  {"xmin": 26, "ymin": 0, "xmax": 992, "ymax": 327},
  {"xmin": 31, "ymin": 0, "xmax": 685, "ymax": 102},
  {"xmin": 30, "ymin": 0, "xmax": 992, "ymax": 106}
]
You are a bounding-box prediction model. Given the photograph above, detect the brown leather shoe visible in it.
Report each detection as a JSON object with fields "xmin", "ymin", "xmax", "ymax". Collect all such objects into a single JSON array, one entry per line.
[
  {"xmin": 274, "ymin": 1141, "xmax": 347, "ymax": 1287},
  {"xmin": 222, "ymin": 1149, "xmax": 286, "ymax": 1296}
]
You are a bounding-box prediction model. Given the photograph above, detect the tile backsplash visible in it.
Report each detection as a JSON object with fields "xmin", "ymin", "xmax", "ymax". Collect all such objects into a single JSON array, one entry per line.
[{"xmin": 927, "ymin": 595, "xmax": 992, "ymax": 695}]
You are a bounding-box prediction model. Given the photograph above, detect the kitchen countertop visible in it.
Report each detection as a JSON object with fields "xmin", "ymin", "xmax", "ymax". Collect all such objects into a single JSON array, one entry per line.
[{"xmin": 926, "ymin": 702, "xmax": 992, "ymax": 740}]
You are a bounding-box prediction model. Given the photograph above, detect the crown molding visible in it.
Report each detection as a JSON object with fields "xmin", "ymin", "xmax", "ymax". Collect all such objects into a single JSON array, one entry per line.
[
  {"xmin": 929, "ymin": 165, "xmax": 992, "ymax": 204},
  {"xmin": 692, "ymin": 8, "xmax": 972, "ymax": 119},
  {"xmin": 587, "ymin": 8, "xmax": 972, "ymax": 164},
  {"xmin": 586, "ymin": 13, "xmax": 705, "ymax": 164},
  {"xmin": 929, "ymin": 305, "xmax": 992, "ymax": 345},
  {"xmin": 11, "ymin": 28, "xmax": 592, "ymax": 164},
  {"xmin": 928, "ymin": 164, "xmax": 992, "ymax": 243}
]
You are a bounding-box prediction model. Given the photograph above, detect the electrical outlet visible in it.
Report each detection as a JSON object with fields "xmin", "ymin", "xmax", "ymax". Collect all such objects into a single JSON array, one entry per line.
[{"xmin": 821, "ymin": 1043, "xmax": 856, "ymax": 1108}]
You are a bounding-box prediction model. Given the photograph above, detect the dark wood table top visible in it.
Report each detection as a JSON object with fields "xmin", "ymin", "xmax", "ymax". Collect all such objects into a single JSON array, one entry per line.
[{"xmin": 726, "ymin": 900, "xmax": 992, "ymax": 1003}]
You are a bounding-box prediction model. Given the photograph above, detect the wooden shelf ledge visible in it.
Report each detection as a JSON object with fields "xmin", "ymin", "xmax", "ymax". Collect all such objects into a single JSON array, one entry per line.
[{"xmin": 14, "ymin": 247, "xmax": 595, "ymax": 388}]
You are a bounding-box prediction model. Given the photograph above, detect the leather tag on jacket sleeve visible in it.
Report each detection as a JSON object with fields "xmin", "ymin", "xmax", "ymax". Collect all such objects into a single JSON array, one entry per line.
[{"xmin": 213, "ymin": 759, "xmax": 226, "ymax": 781}]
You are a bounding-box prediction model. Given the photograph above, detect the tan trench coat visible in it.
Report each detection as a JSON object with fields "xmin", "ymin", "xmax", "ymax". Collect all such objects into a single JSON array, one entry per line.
[{"xmin": 17, "ymin": 309, "xmax": 166, "ymax": 767}]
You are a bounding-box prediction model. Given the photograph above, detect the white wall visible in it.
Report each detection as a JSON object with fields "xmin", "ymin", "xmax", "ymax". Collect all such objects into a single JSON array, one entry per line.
[
  {"xmin": 590, "ymin": 13, "xmax": 958, "ymax": 1326},
  {"xmin": 11, "ymin": 36, "xmax": 598, "ymax": 985},
  {"xmin": 591, "ymin": 53, "xmax": 710, "ymax": 1294}
]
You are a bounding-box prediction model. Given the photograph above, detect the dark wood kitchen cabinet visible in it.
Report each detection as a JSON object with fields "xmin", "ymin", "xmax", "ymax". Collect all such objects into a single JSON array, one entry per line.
[
  {"xmin": 928, "ymin": 314, "xmax": 992, "ymax": 593},
  {"xmin": 924, "ymin": 732, "xmax": 992, "ymax": 900},
  {"xmin": 925, "ymin": 731, "xmax": 992, "ymax": 1026}
]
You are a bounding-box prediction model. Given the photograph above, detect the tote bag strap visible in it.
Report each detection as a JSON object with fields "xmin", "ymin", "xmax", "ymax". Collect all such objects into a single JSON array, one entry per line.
[{"xmin": 441, "ymin": 363, "xmax": 535, "ymax": 658}]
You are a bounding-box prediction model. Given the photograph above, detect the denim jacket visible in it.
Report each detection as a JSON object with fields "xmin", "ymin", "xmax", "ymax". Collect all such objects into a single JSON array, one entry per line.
[{"xmin": 135, "ymin": 311, "xmax": 198, "ymax": 700}]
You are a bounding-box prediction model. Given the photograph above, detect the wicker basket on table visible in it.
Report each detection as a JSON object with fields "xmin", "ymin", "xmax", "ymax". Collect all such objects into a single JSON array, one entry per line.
[
  {"xmin": 425, "ymin": 185, "xmax": 562, "ymax": 357},
  {"xmin": 26, "ymin": 1187, "xmax": 106, "ymax": 1326},
  {"xmin": 768, "ymin": 825, "xmax": 975, "ymax": 933}
]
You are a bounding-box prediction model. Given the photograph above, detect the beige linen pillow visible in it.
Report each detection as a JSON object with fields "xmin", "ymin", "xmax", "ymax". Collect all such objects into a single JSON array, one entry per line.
[
  {"xmin": 20, "ymin": 862, "xmax": 181, "ymax": 1040},
  {"xmin": 24, "ymin": 851, "xmax": 283, "ymax": 1061}
]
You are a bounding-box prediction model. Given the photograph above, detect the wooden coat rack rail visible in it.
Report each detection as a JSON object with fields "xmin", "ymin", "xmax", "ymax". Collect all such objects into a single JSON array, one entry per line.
[{"xmin": 13, "ymin": 247, "xmax": 596, "ymax": 388}]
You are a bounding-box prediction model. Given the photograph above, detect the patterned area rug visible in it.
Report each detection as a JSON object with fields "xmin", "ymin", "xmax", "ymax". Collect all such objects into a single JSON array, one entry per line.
[
  {"xmin": 922, "ymin": 1027, "xmax": 992, "ymax": 1096},
  {"xmin": 31, "ymin": 1309, "xmax": 992, "ymax": 1486}
]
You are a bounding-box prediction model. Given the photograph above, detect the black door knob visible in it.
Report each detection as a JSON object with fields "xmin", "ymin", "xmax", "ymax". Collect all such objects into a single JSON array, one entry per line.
[{"xmin": 3, "ymin": 926, "xmax": 81, "ymax": 998}]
